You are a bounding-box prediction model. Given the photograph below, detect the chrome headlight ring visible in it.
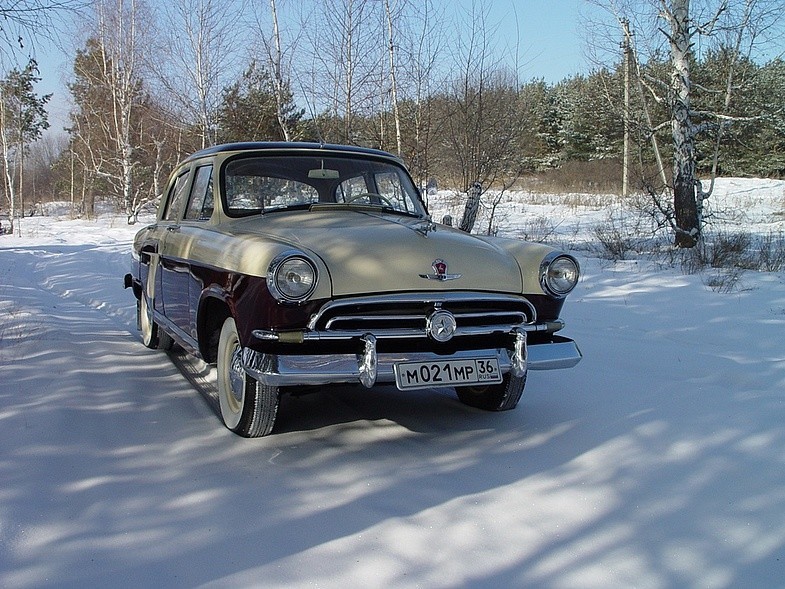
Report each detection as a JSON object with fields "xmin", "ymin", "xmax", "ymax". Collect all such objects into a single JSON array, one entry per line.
[
  {"xmin": 540, "ymin": 253, "xmax": 580, "ymax": 298},
  {"xmin": 267, "ymin": 250, "xmax": 319, "ymax": 304}
]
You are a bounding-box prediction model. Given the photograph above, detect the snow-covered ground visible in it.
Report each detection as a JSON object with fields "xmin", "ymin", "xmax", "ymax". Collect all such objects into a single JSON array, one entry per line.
[{"xmin": 1, "ymin": 179, "xmax": 784, "ymax": 588}]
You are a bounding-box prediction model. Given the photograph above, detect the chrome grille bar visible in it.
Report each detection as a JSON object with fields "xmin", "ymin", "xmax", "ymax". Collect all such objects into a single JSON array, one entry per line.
[{"xmin": 308, "ymin": 292, "xmax": 537, "ymax": 332}]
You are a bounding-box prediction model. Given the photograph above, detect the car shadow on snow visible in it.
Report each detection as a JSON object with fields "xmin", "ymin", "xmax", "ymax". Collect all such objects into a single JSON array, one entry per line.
[{"xmin": 167, "ymin": 344, "xmax": 566, "ymax": 439}]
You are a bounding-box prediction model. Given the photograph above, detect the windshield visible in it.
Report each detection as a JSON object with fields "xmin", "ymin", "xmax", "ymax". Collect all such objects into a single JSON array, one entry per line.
[{"xmin": 222, "ymin": 154, "xmax": 426, "ymax": 217}]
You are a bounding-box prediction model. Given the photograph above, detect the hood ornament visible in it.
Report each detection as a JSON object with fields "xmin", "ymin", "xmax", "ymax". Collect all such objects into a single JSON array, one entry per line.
[{"xmin": 419, "ymin": 259, "xmax": 462, "ymax": 281}]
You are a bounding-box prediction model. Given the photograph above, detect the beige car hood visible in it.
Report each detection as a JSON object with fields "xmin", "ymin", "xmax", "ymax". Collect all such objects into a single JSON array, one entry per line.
[{"xmin": 231, "ymin": 210, "xmax": 524, "ymax": 296}]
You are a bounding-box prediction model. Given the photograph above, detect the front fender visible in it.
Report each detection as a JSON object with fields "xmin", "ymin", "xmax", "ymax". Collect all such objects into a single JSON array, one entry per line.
[{"xmin": 476, "ymin": 236, "xmax": 563, "ymax": 297}]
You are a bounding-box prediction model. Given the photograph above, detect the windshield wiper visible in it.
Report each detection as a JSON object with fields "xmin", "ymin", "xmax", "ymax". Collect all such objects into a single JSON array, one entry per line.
[
  {"xmin": 379, "ymin": 206, "xmax": 422, "ymax": 219},
  {"xmin": 263, "ymin": 203, "xmax": 314, "ymax": 214},
  {"xmin": 308, "ymin": 202, "xmax": 426, "ymax": 221}
]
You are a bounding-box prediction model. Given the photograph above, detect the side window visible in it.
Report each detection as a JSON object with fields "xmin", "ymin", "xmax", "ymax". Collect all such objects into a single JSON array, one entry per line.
[
  {"xmin": 336, "ymin": 176, "xmax": 369, "ymax": 202},
  {"xmin": 163, "ymin": 171, "xmax": 190, "ymax": 222},
  {"xmin": 375, "ymin": 171, "xmax": 412, "ymax": 212},
  {"xmin": 336, "ymin": 171, "xmax": 414, "ymax": 212},
  {"xmin": 184, "ymin": 165, "xmax": 214, "ymax": 221}
]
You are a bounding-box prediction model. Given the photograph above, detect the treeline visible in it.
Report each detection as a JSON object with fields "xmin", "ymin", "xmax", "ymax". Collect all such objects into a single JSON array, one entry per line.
[{"xmin": 2, "ymin": 0, "xmax": 784, "ymax": 226}]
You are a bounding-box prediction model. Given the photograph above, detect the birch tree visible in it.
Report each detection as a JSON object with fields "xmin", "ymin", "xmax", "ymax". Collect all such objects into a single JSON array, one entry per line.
[
  {"xmin": 664, "ymin": 0, "xmax": 700, "ymax": 247},
  {"xmin": 304, "ymin": 0, "xmax": 378, "ymax": 143},
  {"xmin": 588, "ymin": 0, "xmax": 785, "ymax": 247},
  {"xmin": 266, "ymin": 0, "xmax": 293, "ymax": 141},
  {"xmin": 152, "ymin": 0, "xmax": 241, "ymax": 148},
  {"xmin": 68, "ymin": 0, "xmax": 159, "ymax": 223},
  {"xmin": 249, "ymin": 0, "xmax": 308, "ymax": 142},
  {"xmin": 400, "ymin": 0, "xmax": 441, "ymax": 190},
  {"xmin": 438, "ymin": 3, "xmax": 524, "ymax": 232},
  {"xmin": 0, "ymin": 59, "xmax": 50, "ymax": 236},
  {"xmin": 384, "ymin": 0, "xmax": 402, "ymax": 156}
]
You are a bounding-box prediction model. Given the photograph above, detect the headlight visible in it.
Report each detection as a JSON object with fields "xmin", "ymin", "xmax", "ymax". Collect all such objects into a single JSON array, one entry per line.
[
  {"xmin": 268, "ymin": 252, "xmax": 318, "ymax": 303},
  {"xmin": 540, "ymin": 253, "xmax": 580, "ymax": 297}
]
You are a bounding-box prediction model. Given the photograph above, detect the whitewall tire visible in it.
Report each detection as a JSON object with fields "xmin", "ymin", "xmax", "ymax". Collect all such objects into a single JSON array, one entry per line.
[{"xmin": 217, "ymin": 317, "xmax": 279, "ymax": 437}]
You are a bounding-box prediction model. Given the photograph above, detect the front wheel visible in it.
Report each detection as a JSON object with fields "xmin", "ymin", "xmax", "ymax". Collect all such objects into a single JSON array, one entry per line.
[
  {"xmin": 217, "ymin": 317, "xmax": 279, "ymax": 437},
  {"xmin": 455, "ymin": 372, "xmax": 527, "ymax": 411}
]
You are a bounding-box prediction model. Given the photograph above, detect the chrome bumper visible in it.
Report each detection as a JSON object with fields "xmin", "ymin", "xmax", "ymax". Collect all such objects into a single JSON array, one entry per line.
[{"xmin": 242, "ymin": 335, "xmax": 581, "ymax": 388}]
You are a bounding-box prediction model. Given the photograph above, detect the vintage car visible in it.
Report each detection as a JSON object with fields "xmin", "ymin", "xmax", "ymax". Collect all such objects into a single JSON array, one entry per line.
[{"xmin": 124, "ymin": 142, "xmax": 581, "ymax": 437}]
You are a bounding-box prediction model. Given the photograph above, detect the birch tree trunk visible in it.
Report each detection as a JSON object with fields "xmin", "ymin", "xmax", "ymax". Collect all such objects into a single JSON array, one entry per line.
[
  {"xmin": 17, "ymin": 142, "xmax": 24, "ymax": 220},
  {"xmin": 268, "ymin": 0, "xmax": 291, "ymax": 141},
  {"xmin": 0, "ymin": 119, "xmax": 17, "ymax": 236},
  {"xmin": 384, "ymin": 0, "xmax": 402, "ymax": 156},
  {"xmin": 344, "ymin": 0, "xmax": 356, "ymax": 142},
  {"xmin": 665, "ymin": 0, "xmax": 700, "ymax": 248},
  {"xmin": 410, "ymin": 0, "xmax": 439, "ymax": 192},
  {"xmin": 459, "ymin": 181, "xmax": 482, "ymax": 233}
]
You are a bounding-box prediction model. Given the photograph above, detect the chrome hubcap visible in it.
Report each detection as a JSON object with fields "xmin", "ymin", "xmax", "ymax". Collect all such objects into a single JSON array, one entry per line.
[{"xmin": 229, "ymin": 343, "xmax": 245, "ymax": 406}]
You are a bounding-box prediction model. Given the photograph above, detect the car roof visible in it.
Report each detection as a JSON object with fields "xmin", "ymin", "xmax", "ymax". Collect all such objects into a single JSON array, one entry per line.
[{"xmin": 184, "ymin": 142, "xmax": 403, "ymax": 164}]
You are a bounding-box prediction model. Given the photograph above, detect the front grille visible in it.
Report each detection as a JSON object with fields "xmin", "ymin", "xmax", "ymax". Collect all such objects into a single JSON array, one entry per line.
[{"xmin": 308, "ymin": 292, "xmax": 535, "ymax": 339}]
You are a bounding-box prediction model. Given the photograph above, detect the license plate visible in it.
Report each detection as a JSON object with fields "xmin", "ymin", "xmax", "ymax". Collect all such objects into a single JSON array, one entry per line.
[{"xmin": 394, "ymin": 358, "xmax": 502, "ymax": 390}]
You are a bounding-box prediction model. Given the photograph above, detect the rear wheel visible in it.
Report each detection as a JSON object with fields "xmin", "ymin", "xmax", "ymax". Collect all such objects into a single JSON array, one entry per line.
[
  {"xmin": 456, "ymin": 372, "xmax": 527, "ymax": 411},
  {"xmin": 139, "ymin": 293, "xmax": 173, "ymax": 350},
  {"xmin": 217, "ymin": 317, "xmax": 279, "ymax": 437}
]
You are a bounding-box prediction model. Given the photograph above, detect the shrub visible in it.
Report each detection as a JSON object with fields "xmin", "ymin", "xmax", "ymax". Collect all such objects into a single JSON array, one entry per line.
[
  {"xmin": 516, "ymin": 216, "xmax": 558, "ymax": 243},
  {"xmin": 757, "ymin": 230, "xmax": 785, "ymax": 272},
  {"xmin": 702, "ymin": 268, "xmax": 744, "ymax": 293}
]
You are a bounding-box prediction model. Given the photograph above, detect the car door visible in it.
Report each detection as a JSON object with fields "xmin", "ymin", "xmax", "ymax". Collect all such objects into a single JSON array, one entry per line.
[
  {"xmin": 158, "ymin": 168, "xmax": 193, "ymax": 337},
  {"xmin": 178, "ymin": 164, "xmax": 214, "ymax": 341}
]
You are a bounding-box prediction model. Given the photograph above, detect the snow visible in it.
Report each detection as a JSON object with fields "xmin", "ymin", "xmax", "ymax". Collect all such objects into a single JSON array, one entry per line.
[{"xmin": 1, "ymin": 181, "xmax": 784, "ymax": 588}]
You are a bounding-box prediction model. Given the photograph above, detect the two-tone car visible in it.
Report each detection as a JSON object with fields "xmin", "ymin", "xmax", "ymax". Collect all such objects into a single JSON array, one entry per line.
[{"xmin": 124, "ymin": 142, "xmax": 581, "ymax": 437}]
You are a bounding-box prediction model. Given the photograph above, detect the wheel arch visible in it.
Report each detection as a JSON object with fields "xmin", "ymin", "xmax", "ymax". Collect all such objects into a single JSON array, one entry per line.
[{"xmin": 198, "ymin": 292, "xmax": 232, "ymax": 364}]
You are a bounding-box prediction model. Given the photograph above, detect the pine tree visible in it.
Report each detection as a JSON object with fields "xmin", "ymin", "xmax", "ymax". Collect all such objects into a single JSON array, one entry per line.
[
  {"xmin": 0, "ymin": 59, "xmax": 50, "ymax": 236},
  {"xmin": 216, "ymin": 61, "xmax": 302, "ymax": 143}
]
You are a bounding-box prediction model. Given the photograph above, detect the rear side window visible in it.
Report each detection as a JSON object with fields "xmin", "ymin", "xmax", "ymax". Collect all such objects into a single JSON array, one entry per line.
[
  {"xmin": 163, "ymin": 171, "xmax": 190, "ymax": 221},
  {"xmin": 184, "ymin": 165, "xmax": 214, "ymax": 220}
]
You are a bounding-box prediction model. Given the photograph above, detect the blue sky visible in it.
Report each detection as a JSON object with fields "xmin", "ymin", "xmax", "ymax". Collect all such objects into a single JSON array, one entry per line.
[
  {"xmin": 446, "ymin": 0, "xmax": 591, "ymax": 83},
  {"xmin": 31, "ymin": 0, "xmax": 594, "ymax": 134}
]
